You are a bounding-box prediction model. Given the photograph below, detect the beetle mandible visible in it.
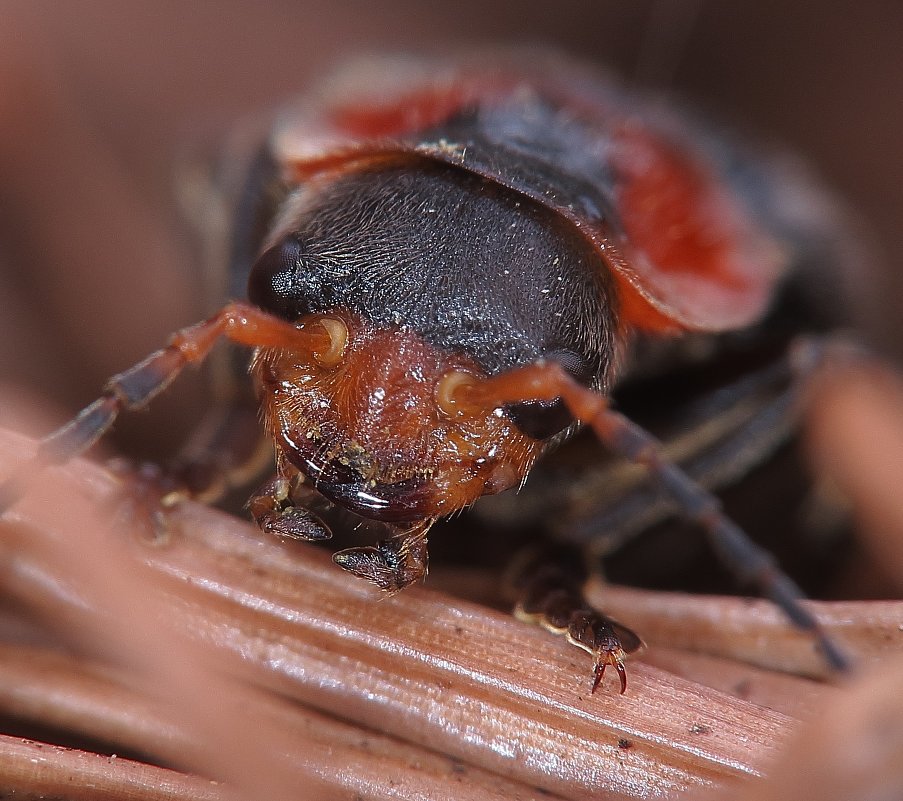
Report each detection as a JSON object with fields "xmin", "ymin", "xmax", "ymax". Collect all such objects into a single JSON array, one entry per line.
[{"xmin": 0, "ymin": 53, "xmax": 852, "ymax": 692}]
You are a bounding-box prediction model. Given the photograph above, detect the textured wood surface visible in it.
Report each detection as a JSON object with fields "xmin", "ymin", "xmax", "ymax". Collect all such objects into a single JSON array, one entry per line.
[
  {"xmin": 0, "ymin": 429, "xmax": 794, "ymax": 800},
  {"xmin": 1, "ymin": 368, "xmax": 903, "ymax": 801}
]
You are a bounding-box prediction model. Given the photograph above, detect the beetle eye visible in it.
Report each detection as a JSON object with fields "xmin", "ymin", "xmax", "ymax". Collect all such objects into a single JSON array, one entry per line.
[
  {"xmin": 505, "ymin": 350, "xmax": 590, "ymax": 440},
  {"xmin": 247, "ymin": 236, "xmax": 305, "ymax": 319},
  {"xmin": 505, "ymin": 398, "xmax": 573, "ymax": 440},
  {"xmin": 544, "ymin": 349, "xmax": 593, "ymax": 384}
]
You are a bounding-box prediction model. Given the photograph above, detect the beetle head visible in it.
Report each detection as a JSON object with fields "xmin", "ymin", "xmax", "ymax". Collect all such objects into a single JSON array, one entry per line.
[
  {"xmin": 252, "ymin": 311, "xmax": 544, "ymax": 524},
  {"xmin": 246, "ymin": 156, "xmax": 619, "ymax": 523}
]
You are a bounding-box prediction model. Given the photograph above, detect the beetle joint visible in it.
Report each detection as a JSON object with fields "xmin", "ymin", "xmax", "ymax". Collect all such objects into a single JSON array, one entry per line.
[
  {"xmin": 310, "ymin": 316, "xmax": 349, "ymax": 368},
  {"xmin": 436, "ymin": 370, "xmax": 481, "ymax": 418}
]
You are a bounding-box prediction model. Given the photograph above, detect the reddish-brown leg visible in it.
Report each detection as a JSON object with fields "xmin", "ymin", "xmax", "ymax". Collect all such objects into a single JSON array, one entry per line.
[
  {"xmin": 0, "ymin": 302, "xmax": 329, "ymax": 512},
  {"xmin": 466, "ymin": 351, "xmax": 851, "ymax": 675}
]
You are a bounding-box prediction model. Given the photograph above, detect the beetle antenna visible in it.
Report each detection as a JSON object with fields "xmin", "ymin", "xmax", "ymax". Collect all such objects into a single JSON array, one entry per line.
[
  {"xmin": 468, "ymin": 355, "xmax": 852, "ymax": 675},
  {"xmin": 0, "ymin": 302, "xmax": 329, "ymax": 514}
]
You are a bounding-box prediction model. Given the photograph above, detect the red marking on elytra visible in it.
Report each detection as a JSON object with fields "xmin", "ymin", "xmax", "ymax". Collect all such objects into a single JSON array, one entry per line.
[{"xmin": 610, "ymin": 125, "xmax": 777, "ymax": 333}]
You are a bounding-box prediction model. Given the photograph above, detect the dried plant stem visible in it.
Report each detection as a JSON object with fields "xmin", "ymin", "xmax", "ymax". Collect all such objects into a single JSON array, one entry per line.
[
  {"xmin": 725, "ymin": 653, "xmax": 903, "ymax": 801},
  {"xmin": 592, "ymin": 582, "xmax": 903, "ymax": 678},
  {"xmin": 0, "ymin": 644, "xmax": 572, "ymax": 801},
  {"xmin": 0, "ymin": 428, "xmax": 798, "ymax": 800},
  {"xmin": 0, "ymin": 734, "xmax": 224, "ymax": 801},
  {"xmin": 639, "ymin": 647, "xmax": 834, "ymax": 718}
]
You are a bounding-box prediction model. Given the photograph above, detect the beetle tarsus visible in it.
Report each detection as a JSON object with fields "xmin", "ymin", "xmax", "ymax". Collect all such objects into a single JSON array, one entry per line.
[
  {"xmin": 478, "ymin": 358, "xmax": 852, "ymax": 677},
  {"xmin": 333, "ymin": 527, "xmax": 430, "ymax": 593},
  {"xmin": 511, "ymin": 550, "xmax": 642, "ymax": 694},
  {"xmin": 593, "ymin": 650, "xmax": 628, "ymax": 696},
  {"xmin": 566, "ymin": 610, "xmax": 632, "ymax": 695},
  {"xmin": 247, "ymin": 477, "xmax": 333, "ymax": 541}
]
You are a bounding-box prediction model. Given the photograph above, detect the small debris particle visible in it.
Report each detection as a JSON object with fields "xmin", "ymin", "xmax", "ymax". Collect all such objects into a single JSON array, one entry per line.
[
  {"xmin": 617, "ymin": 738, "xmax": 633, "ymax": 750},
  {"xmin": 689, "ymin": 723, "xmax": 711, "ymax": 735}
]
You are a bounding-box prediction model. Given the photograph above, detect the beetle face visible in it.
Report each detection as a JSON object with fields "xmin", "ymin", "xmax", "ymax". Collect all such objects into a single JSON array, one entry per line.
[
  {"xmin": 252, "ymin": 311, "xmax": 543, "ymax": 524},
  {"xmin": 245, "ymin": 157, "xmax": 618, "ymax": 525}
]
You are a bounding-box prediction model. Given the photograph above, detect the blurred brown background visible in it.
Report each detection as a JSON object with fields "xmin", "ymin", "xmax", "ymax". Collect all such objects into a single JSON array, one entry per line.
[{"xmin": 1, "ymin": 0, "xmax": 901, "ymax": 459}]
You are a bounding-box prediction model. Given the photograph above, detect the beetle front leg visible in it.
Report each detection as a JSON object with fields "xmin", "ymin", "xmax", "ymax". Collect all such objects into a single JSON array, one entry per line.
[
  {"xmin": 462, "ymin": 345, "xmax": 853, "ymax": 675},
  {"xmin": 0, "ymin": 302, "xmax": 331, "ymax": 514}
]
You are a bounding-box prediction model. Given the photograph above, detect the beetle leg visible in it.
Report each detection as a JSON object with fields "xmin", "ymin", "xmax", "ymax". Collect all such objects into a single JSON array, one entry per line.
[
  {"xmin": 333, "ymin": 521, "xmax": 432, "ymax": 594},
  {"xmin": 158, "ymin": 402, "xmax": 273, "ymax": 504},
  {"xmin": 558, "ymin": 350, "xmax": 803, "ymax": 555},
  {"xmin": 247, "ymin": 473, "xmax": 333, "ymax": 542},
  {"xmin": 511, "ymin": 549, "xmax": 643, "ymax": 694},
  {"xmin": 477, "ymin": 351, "xmax": 803, "ymax": 553},
  {"xmin": 103, "ymin": 402, "xmax": 272, "ymax": 521},
  {"xmin": 0, "ymin": 302, "xmax": 330, "ymax": 513},
  {"xmin": 465, "ymin": 344, "xmax": 852, "ymax": 674}
]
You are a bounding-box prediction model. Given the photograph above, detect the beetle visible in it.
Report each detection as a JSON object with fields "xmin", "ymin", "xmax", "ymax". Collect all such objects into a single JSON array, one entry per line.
[{"xmin": 0, "ymin": 52, "xmax": 853, "ymax": 692}]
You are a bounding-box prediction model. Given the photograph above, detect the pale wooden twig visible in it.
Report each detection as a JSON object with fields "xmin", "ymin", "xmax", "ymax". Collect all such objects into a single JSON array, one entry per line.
[
  {"xmin": 592, "ymin": 582, "xmax": 903, "ymax": 678},
  {"xmin": 0, "ymin": 643, "xmax": 570, "ymax": 801},
  {"xmin": 724, "ymin": 653, "xmax": 903, "ymax": 801},
  {"xmin": 0, "ymin": 428, "xmax": 798, "ymax": 800},
  {"xmin": 717, "ymin": 362, "xmax": 903, "ymax": 801},
  {"xmin": 0, "ymin": 734, "xmax": 224, "ymax": 801},
  {"xmin": 638, "ymin": 647, "xmax": 834, "ymax": 718},
  {"xmin": 429, "ymin": 570, "xmax": 839, "ymax": 718}
]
